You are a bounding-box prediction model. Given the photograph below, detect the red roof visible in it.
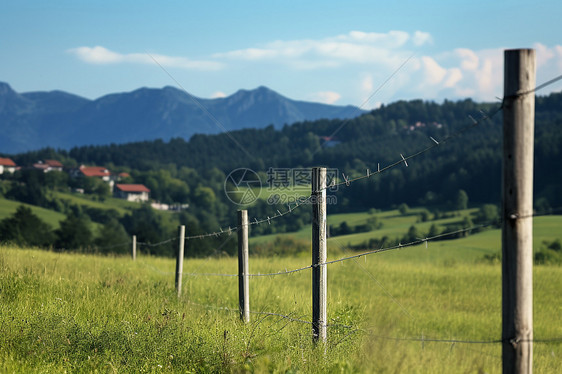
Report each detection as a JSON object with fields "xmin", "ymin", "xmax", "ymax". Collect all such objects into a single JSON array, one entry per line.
[
  {"xmin": 33, "ymin": 163, "xmax": 50, "ymax": 170},
  {"xmin": 45, "ymin": 159, "xmax": 63, "ymax": 167},
  {"xmin": 0, "ymin": 158, "xmax": 16, "ymax": 167},
  {"xmin": 80, "ymin": 166, "xmax": 110, "ymax": 177},
  {"xmin": 115, "ymin": 184, "xmax": 150, "ymax": 193}
]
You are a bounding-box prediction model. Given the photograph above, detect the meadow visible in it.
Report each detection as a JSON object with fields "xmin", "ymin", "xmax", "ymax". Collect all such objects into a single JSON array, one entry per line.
[{"xmin": 1, "ymin": 214, "xmax": 561, "ymax": 373}]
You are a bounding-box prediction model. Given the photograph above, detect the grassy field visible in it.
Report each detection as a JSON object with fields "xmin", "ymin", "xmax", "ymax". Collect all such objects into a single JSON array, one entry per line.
[
  {"xmin": 0, "ymin": 198, "xmax": 66, "ymax": 229},
  {"xmin": 250, "ymin": 206, "xmax": 477, "ymax": 246},
  {"xmin": 1, "ymin": 218, "xmax": 561, "ymax": 373},
  {"xmin": 0, "ymin": 193, "xmax": 182, "ymax": 239},
  {"xmin": 53, "ymin": 191, "xmax": 141, "ymax": 215}
]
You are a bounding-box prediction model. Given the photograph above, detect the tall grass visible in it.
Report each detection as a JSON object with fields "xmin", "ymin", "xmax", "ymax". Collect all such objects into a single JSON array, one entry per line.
[{"xmin": 1, "ymin": 244, "xmax": 561, "ymax": 372}]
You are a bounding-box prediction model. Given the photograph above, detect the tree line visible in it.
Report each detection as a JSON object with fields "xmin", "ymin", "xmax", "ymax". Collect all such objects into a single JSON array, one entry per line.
[{"xmin": 2, "ymin": 92, "xmax": 561, "ymax": 256}]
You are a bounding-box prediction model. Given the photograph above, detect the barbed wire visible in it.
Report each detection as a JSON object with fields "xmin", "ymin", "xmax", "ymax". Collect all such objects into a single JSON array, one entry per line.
[
  {"xmin": 315, "ymin": 53, "xmax": 416, "ymax": 154},
  {"xmin": 137, "ymin": 237, "xmax": 177, "ymax": 247},
  {"xmin": 329, "ymin": 236, "xmax": 415, "ymax": 320},
  {"xmin": 152, "ymin": 73, "xmax": 562, "ymax": 242},
  {"xmin": 321, "ymin": 105, "xmax": 502, "ymax": 192},
  {"xmin": 323, "ymin": 73, "xmax": 562, "ymax": 193},
  {"xmin": 182, "ymin": 196, "xmax": 313, "ymax": 241},
  {"xmin": 185, "ymin": 300, "xmax": 562, "ymax": 346},
  {"xmin": 135, "ymin": 204, "xmax": 561, "ymax": 281},
  {"xmin": 172, "ymin": 221, "xmax": 496, "ymax": 278},
  {"xmin": 320, "ymin": 223, "xmax": 491, "ymax": 267},
  {"xmin": 510, "ymin": 72, "xmax": 562, "ymax": 98},
  {"xmin": 177, "ymin": 101, "xmax": 498, "ymax": 241},
  {"xmin": 184, "ymin": 300, "xmax": 314, "ymax": 326},
  {"xmin": 146, "ymin": 52, "xmax": 254, "ymax": 160},
  {"xmin": 144, "ymin": 262, "xmax": 172, "ymax": 276},
  {"xmin": 185, "ymin": 299, "xmax": 358, "ymax": 330},
  {"xmin": 359, "ymin": 329, "xmax": 562, "ymax": 345}
]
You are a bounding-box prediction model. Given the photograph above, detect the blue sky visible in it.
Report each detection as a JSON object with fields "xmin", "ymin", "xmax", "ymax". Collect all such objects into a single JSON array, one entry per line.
[{"xmin": 2, "ymin": 0, "xmax": 561, "ymax": 108}]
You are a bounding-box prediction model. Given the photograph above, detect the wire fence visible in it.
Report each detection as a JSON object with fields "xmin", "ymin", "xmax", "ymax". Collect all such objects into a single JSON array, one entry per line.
[
  {"xmin": 130, "ymin": 205, "xmax": 562, "ymax": 347},
  {"xmin": 63, "ymin": 71, "xmax": 562, "ymax": 356},
  {"xmin": 117, "ymin": 71, "xmax": 562, "ymax": 245}
]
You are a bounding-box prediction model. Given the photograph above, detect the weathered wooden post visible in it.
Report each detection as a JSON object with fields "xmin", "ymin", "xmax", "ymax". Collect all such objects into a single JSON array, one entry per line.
[
  {"xmin": 132, "ymin": 235, "xmax": 137, "ymax": 260},
  {"xmin": 502, "ymin": 48, "xmax": 535, "ymax": 374},
  {"xmin": 238, "ymin": 210, "xmax": 250, "ymax": 323},
  {"xmin": 312, "ymin": 167, "xmax": 327, "ymax": 344},
  {"xmin": 175, "ymin": 225, "xmax": 185, "ymax": 297}
]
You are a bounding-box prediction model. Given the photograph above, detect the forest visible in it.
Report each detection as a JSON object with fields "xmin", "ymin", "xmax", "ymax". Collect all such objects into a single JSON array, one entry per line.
[{"xmin": 2, "ymin": 92, "xmax": 561, "ymax": 256}]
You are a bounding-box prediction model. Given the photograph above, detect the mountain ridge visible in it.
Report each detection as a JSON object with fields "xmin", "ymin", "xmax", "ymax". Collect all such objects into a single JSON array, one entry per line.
[{"xmin": 0, "ymin": 82, "xmax": 365, "ymax": 154}]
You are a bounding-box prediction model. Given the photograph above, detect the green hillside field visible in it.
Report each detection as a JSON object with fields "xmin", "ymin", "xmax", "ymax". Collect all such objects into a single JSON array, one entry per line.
[
  {"xmin": 0, "ymin": 198, "xmax": 66, "ymax": 229},
  {"xmin": 1, "ymin": 214, "xmax": 561, "ymax": 372}
]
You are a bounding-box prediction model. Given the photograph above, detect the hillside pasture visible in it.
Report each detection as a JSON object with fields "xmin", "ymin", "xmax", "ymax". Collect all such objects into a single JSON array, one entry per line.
[{"xmin": 1, "ymin": 218, "xmax": 561, "ymax": 373}]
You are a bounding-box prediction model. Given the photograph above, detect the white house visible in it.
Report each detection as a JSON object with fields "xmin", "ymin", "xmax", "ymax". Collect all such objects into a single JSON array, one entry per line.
[
  {"xmin": 114, "ymin": 184, "xmax": 150, "ymax": 202},
  {"xmin": 71, "ymin": 165, "xmax": 112, "ymax": 181},
  {"xmin": 33, "ymin": 159, "xmax": 64, "ymax": 173},
  {"xmin": 0, "ymin": 158, "xmax": 17, "ymax": 174}
]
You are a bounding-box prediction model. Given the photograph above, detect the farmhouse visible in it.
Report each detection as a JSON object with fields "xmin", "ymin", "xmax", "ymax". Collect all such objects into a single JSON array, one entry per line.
[
  {"xmin": 33, "ymin": 159, "xmax": 64, "ymax": 173},
  {"xmin": 0, "ymin": 158, "xmax": 17, "ymax": 174},
  {"xmin": 71, "ymin": 165, "xmax": 112, "ymax": 181},
  {"xmin": 114, "ymin": 184, "xmax": 150, "ymax": 202}
]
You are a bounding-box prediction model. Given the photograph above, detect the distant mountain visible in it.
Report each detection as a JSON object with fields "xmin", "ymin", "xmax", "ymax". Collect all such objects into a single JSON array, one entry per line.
[{"xmin": 0, "ymin": 82, "xmax": 364, "ymax": 154}]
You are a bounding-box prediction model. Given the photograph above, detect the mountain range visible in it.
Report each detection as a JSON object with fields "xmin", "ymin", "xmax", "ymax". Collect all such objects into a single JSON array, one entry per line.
[{"xmin": 0, "ymin": 82, "xmax": 364, "ymax": 154}]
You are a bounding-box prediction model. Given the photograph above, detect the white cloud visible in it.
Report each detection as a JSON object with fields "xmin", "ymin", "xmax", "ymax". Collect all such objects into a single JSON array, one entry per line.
[
  {"xmin": 341, "ymin": 30, "xmax": 410, "ymax": 48},
  {"xmin": 361, "ymin": 74, "xmax": 374, "ymax": 93},
  {"xmin": 70, "ymin": 46, "xmax": 124, "ymax": 64},
  {"xmin": 68, "ymin": 46, "xmax": 224, "ymax": 71},
  {"xmin": 211, "ymin": 91, "xmax": 227, "ymax": 98},
  {"xmin": 534, "ymin": 43, "xmax": 555, "ymax": 68},
  {"xmin": 68, "ymin": 37, "xmax": 562, "ymax": 104},
  {"xmin": 421, "ymin": 56, "xmax": 447, "ymax": 85},
  {"xmin": 412, "ymin": 31, "xmax": 432, "ymax": 46},
  {"xmin": 443, "ymin": 68, "xmax": 463, "ymax": 88},
  {"xmin": 456, "ymin": 48, "xmax": 479, "ymax": 71},
  {"xmin": 310, "ymin": 91, "xmax": 341, "ymax": 104},
  {"xmin": 214, "ymin": 30, "xmax": 426, "ymax": 68},
  {"xmin": 556, "ymin": 46, "xmax": 562, "ymax": 69}
]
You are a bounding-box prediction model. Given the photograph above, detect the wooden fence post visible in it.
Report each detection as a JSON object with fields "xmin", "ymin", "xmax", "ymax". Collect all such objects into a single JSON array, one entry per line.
[
  {"xmin": 238, "ymin": 210, "xmax": 250, "ymax": 323},
  {"xmin": 312, "ymin": 167, "xmax": 327, "ymax": 344},
  {"xmin": 502, "ymin": 48, "xmax": 535, "ymax": 374},
  {"xmin": 175, "ymin": 225, "xmax": 185, "ymax": 297},
  {"xmin": 132, "ymin": 235, "xmax": 136, "ymax": 260}
]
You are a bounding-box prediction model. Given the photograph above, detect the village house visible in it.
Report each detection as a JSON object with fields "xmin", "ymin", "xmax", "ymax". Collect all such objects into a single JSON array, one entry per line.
[
  {"xmin": 0, "ymin": 158, "xmax": 17, "ymax": 174},
  {"xmin": 70, "ymin": 165, "xmax": 112, "ymax": 181},
  {"xmin": 33, "ymin": 159, "xmax": 64, "ymax": 173},
  {"xmin": 114, "ymin": 184, "xmax": 150, "ymax": 202}
]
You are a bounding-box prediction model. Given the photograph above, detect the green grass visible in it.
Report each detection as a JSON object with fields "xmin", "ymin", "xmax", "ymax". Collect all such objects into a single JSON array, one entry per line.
[
  {"xmin": 250, "ymin": 206, "xmax": 478, "ymax": 247},
  {"xmin": 54, "ymin": 191, "xmax": 181, "ymax": 231},
  {"xmin": 0, "ymin": 198, "xmax": 66, "ymax": 229},
  {"xmin": 1, "ymin": 205, "xmax": 561, "ymax": 372},
  {"xmin": 1, "ymin": 233, "xmax": 561, "ymax": 372},
  {"xmin": 53, "ymin": 191, "xmax": 140, "ymax": 215}
]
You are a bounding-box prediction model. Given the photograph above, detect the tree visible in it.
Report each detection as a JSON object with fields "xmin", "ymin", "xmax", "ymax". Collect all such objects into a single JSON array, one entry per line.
[
  {"xmin": 398, "ymin": 203, "xmax": 409, "ymax": 215},
  {"xmin": 475, "ymin": 204, "xmax": 499, "ymax": 225},
  {"xmin": 403, "ymin": 225, "xmax": 420, "ymax": 243},
  {"xmin": 121, "ymin": 205, "xmax": 173, "ymax": 256},
  {"xmin": 44, "ymin": 171, "xmax": 69, "ymax": 191},
  {"xmin": 55, "ymin": 212, "xmax": 93, "ymax": 251},
  {"xmin": 428, "ymin": 224, "xmax": 440, "ymax": 238},
  {"xmin": 94, "ymin": 219, "xmax": 130, "ymax": 254},
  {"xmin": 6, "ymin": 170, "xmax": 48, "ymax": 207},
  {"xmin": 193, "ymin": 186, "xmax": 216, "ymax": 210},
  {"xmin": 0, "ymin": 205, "xmax": 54, "ymax": 247},
  {"xmin": 455, "ymin": 189, "xmax": 469, "ymax": 210}
]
